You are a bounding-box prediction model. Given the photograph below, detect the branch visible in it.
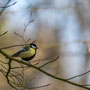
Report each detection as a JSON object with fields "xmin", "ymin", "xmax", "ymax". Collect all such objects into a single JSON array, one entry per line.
[
  {"xmin": 0, "ymin": 40, "xmax": 36, "ymax": 49},
  {"xmin": 0, "ymin": 1, "xmax": 17, "ymax": 15},
  {"xmin": 66, "ymin": 70, "xmax": 90, "ymax": 80},
  {"xmin": 0, "ymin": 43, "xmax": 29, "ymax": 49},
  {"xmin": 29, "ymin": 83, "xmax": 51, "ymax": 89},
  {"xmin": 0, "ymin": 59, "xmax": 8, "ymax": 64},
  {"xmin": 0, "ymin": 31, "xmax": 8, "ymax": 36},
  {"xmin": 6, "ymin": 59, "xmax": 17, "ymax": 90},
  {"xmin": 6, "ymin": 59, "xmax": 11, "ymax": 77},
  {"xmin": 39, "ymin": 56, "xmax": 59, "ymax": 68},
  {"xmin": 13, "ymin": 16, "xmax": 34, "ymax": 45},
  {"xmin": 0, "ymin": 1, "xmax": 17, "ymax": 8},
  {"xmin": 0, "ymin": 49, "xmax": 89, "ymax": 90}
]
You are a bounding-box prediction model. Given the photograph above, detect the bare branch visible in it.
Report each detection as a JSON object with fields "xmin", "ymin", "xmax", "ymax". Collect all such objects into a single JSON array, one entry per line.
[
  {"xmin": 6, "ymin": 59, "xmax": 12, "ymax": 77},
  {"xmin": 13, "ymin": 32, "xmax": 22, "ymax": 38},
  {"xmin": 26, "ymin": 38, "xmax": 31, "ymax": 43},
  {"xmin": 39, "ymin": 56, "xmax": 59, "ymax": 68},
  {"xmin": 0, "ymin": 68, "xmax": 6, "ymax": 77},
  {"xmin": 19, "ymin": 63, "xmax": 25, "ymax": 83},
  {"xmin": 66, "ymin": 70, "xmax": 90, "ymax": 80},
  {"xmin": 23, "ymin": 19, "xmax": 34, "ymax": 34},
  {"xmin": 9, "ymin": 72, "xmax": 23, "ymax": 84},
  {"xmin": 0, "ymin": 43, "xmax": 29, "ymax": 49},
  {"xmin": 83, "ymin": 84, "xmax": 90, "ymax": 86},
  {"xmin": 31, "ymin": 40, "xmax": 36, "ymax": 44},
  {"xmin": 29, "ymin": 83, "xmax": 51, "ymax": 89},
  {"xmin": 0, "ymin": 31, "xmax": 8, "ymax": 36},
  {"xmin": 0, "ymin": 39, "xmax": 37, "ymax": 49},
  {"xmin": 13, "ymin": 12, "xmax": 34, "ymax": 45},
  {"xmin": 0, "ymin": 59, "xmax": 8, "ymax": 64},
  {"xmin": 0, "ymin": 1, "xmax": 17, "ymax": 8},
  {"xmin": 5, "ymin": 59, "xmax": 17, "ymax": 90}
]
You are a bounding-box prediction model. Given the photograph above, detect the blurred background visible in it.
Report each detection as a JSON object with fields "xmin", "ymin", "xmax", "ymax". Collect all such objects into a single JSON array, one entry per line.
[{"xmin": 0, "ymin": 0, "xmax": 90, "ymax": 90}]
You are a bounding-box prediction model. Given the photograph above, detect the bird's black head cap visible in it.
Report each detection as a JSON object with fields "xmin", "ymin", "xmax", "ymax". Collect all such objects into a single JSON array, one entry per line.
[{"xmin": 30, "ymin": 43, "xmax": 38, "ymax": 49}]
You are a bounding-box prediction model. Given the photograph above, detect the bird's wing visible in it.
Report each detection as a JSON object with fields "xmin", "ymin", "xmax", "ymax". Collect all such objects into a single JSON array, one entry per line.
[{"xmin": 12, "ymin": 47, "xmax": 28, "ymax": 57}]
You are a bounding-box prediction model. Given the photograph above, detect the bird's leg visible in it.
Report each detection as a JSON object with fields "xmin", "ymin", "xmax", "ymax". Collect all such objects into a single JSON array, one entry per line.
[{"xmin": 28, "ymin": 61, "xmax": 32, "ymax": 66}]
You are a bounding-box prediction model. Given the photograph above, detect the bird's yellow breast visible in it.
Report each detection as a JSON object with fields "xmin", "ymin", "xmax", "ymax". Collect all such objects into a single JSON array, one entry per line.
[
  {"xmin": 29, "ymin": 48, "xmax": 36, "ymax": 56},
  {"xmin": 19, "ymin": 48, "xmax": 36, "ymax": 58}
]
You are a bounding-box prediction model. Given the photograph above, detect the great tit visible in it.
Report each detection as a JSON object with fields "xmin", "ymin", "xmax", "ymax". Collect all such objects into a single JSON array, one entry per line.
[{"xmin": 12, "ymin": 43, "xmax": 38, "ymax": 61}]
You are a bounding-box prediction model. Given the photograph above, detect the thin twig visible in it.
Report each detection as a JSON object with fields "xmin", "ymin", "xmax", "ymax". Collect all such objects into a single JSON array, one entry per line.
[
  {"xmin": 13, "ymin": 32, "xmax": 22, "ymax": 38},
  {"xmin": 13, "ymin": 17, "xmax": 34, "ymax": 46},
  {"xmin": 0, "ymin": 43, "xmax": 29, "ymax": 49},
  {"xmin": 11, "ymin": 66, "xmax": 24, "ymax": 69},
  {"xmin": 0, "ymin": 59, "xmax": 8, "ymax": 64},
  {"xmin": 20, "ymin": 63, "xmax": 25, "ymax": 82},
  {"xmin": 1, "ymin": 63, "xmax": 24, "ymax": 83},
  {"xmin": 66, "ymin": 70, "xmax": 90, "ymax": 80},
  {"xmin": 83, "ymin": 84, "xmax": 90, "ymax": 86},
  {"xmin": 31, "ymin": 40, "xmax": 36, "ymax": 44},
  {"xmin": 39, "ymin": 56, "xmax": 59, "ymax": 68},
  {"xmin": 29, "ymin": 83, "xmax": 51, "ymax": 89},
  {"xmin": 26, "ymin": 38, "xmax": 31, "ymax": 43},
  {"xmin": 0, "ymin": 1, "xmax": 17, "ymax": 8},
  {"xmin": 0, "ymin": 39, "xmax": 37, "ymax": 49},
  {"xmin": 9, "ymin": 72, "xmax": 23, "ymax": 84},
  {"xmin": 6, "ymin": 59, "xmax": 12, "ymax": 77},
  {"xmin": 0, "ymin": 0, "xmax": 13, "ymax": 15},
  {"xmin": 0, "ymin": 31, "xmax": 8, "ymax": 36},
  {"xmin": 6, "ymin": 59, "xmax": 17, "ymax": 90},
  {"xmin": 0, "ymin": 68, "xmax": 6, "ymax": 76}
]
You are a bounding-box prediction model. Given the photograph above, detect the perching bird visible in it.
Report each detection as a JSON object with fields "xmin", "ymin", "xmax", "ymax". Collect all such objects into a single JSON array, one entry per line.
[{"xmin": 12, "ymin": 43, "xmax": 38, "ymax": 61}]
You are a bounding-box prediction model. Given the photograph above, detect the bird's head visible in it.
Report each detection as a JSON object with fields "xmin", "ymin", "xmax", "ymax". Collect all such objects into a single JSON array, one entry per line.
[{"xmin": 30, "ymin": 43, "xmax": 38, "ymax": 50}]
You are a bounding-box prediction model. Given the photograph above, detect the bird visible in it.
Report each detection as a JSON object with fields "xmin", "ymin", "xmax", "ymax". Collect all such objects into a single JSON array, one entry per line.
[{"xmin": 12, "ymin": 43, "xmax": 38, "ymax": 61}]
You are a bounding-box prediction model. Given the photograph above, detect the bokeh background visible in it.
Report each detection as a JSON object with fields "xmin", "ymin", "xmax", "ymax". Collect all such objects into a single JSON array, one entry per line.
[{"xmin": 0, "ymin": 0, "xmax": 90, "ymax": 90}]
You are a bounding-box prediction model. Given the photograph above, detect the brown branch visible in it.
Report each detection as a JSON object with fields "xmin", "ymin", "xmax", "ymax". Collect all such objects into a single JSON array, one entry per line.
[
  {"xmin": 1, "ymin": 60, "xmax": 23, "ymax": 89},
  {"xmin": 0, "ymin": 40, "xmax": 37, "ymax": 49},
  {"xmin": 83, "ymin": 84, "xmax": 90, "ymax": 86},
  {"xmin": 0, "ymin": 68, "xmax": 6, "ymax": 77},
  {"xmin": 0, "ymin": 0, "xmax": 17, "ymax": 15},
  {"xmin": 0, "ymin": 43, "xmax": 29, "ymax": 49},
  {"xmin": 0, "ymin": 59, "xmax": 8, "ymax": 64},
  {"xmin": 13, "ymin": 15, "xmax": 34, "ymax": 45},
  {"xmin": 39, "ymin": 56, "xmax": 59, "ymax": 68},
  {"xmin": 0, "ymin": 63, "xmax": 24, "ymax": 83},
  {"xmin": 5, "ymin": 59, "xmax": 17, "ymax": 90},
  {"xmin": 0, "ymin": 31, "xmax": 8, "ymax": 36},
  {"xmin": 9, "ymin": 72, "xmax": 23, "ymax": 84},
  {"xmin": 10, "ymin": 57, "xmax": 53, "ymax": 70},
  {"xmin": 29, "ymin": 83, "xmax": 51, "ymax": 89},
  {"xmin": 66, "ymin": 70, "xmax": 90, "ymax": 80},
  {"xmin": 0, "ymin": 1, "xmax": 17, "ymax": 8},
  {"xmin": 8, "ymin": 74, "xmax": 16, "ymax": 84},
  {"xmin": 23, "ymin": 19, "xmax": 34, "ymax": 36},
  {"xmin": 6, "ymin": 59, "xmax": 12, "ymax": 77},
  {"xmin": 13, "ymin": 32, "xmax": 22, "ymax": 38}
]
